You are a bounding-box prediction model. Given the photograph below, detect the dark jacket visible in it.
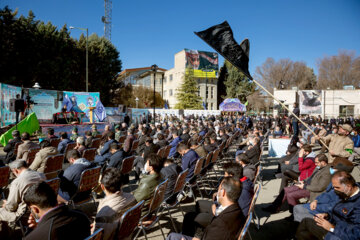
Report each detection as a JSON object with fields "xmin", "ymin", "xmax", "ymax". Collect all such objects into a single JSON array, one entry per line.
[
  {"xmin": 325, "ymin": 183, "xmax": 360, "ymax": 240},
  {"xmin": 100, "ymin": 139, "xmax": 117, "ymax": 156},
  {"xmin": 202, "ymin": 203, "xmax": 245, "ymax": 240},
  {"xmin": 304, "ymin": 183, "xmax": 340, "ymax": 216},
  {"xmin": 182, "ymin": 149, "xmax": 199, "ymax": 181},
  {"xmin": 245, "ymin": 144, "xmax": 261, "ymax": 165},
  {"xmin": 58, "ymin": 158, "xmax": 93, "ymax": 201},
  {"xmin": 305, "ymin": 165, "xmax": 332, "ymax": 201},
  {"xmin": 220, "ymin": 134, "xmax": 229, "ymax": 144},
  {"xmin": 157, "ymin": 139, "xmax": 168, "ymax": 148},
  {"xmin": 24, "ymin": 205, "xmax": 90, "ymax": 240},
  {"xmin": 84, "ymin": 136, "xmax": 94, "ymax": 148},
  {"xmin": 107, "ymin": 150, "xmax": 124, "ymax": 169},
  {"xmin": 238, "ymin": 177, "xmax": 254, "ymax": 217},
  {"xmin": 243, "ymin": 164, "xmax": 256, "ymax": 182},
  {"xmin": 4, "ymin": 137, "xmax": 22, "ymax": 163},
  {"xmin": 57, "ymin": 139, "xmax": 72, "ymax": 154},
  {"xmin": 160, "ymin": 163, "xmax": 182, "ymax": 201},
  {"xmin": 136, "ymin": 134, "xmax": 147, "ymax": 155},
  {"xmin": 143, "ymin": 143, "xmax": 160, "ymax": 161},
  {"xmin": 168, "ymin": 137, "xmax": 182, "ymax": 158},
  {"xmin": 204, "ymin": 143, "xmax": 217, "ymax": 153},
  {"xmin": 123, "ymin": 135, "xmax": 134, "ymax": 153},
  {"xmin": 180, "ymin": 133, "xmax": 190, "ymax": 144}
]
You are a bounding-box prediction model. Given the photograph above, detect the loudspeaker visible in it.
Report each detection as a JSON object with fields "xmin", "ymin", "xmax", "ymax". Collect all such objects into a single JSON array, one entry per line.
[
  {"xmin": 10, "ymin": 99, "xmax": 25, "ymax": 112},
  {"xmin": 57, "ymin": 91, "xmax": 63, "ymax": 101}
]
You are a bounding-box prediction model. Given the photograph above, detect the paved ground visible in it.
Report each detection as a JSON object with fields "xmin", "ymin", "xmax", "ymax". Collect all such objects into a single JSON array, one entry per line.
[{"xmin": 1, "ymin": 140, "xmax": 359, "ymax": 240}]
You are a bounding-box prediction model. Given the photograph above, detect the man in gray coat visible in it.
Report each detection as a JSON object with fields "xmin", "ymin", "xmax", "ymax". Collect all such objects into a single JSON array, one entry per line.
[{"xmin": 0, "ymin": 160, "xmax": 45, "ymax": 223}]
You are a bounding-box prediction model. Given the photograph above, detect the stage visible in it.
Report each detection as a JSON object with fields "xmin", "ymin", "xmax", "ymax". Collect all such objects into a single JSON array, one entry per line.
[{"xmin": 40, "ymin": 122, "xmax": 107, "ymax": 136}]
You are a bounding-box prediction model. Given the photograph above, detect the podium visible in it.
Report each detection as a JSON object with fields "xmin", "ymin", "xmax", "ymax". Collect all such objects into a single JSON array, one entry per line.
[{"xmin": 88, "ymin": 107, "xmax": 96, "ymax": 123}]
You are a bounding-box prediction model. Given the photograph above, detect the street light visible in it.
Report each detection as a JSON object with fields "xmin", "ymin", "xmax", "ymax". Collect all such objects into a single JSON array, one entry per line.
[
  {"xmin": 151, "ymin": 64, "xmax": 158, "ymax": 123},
  {"xmin": 135, "ymin": 97, "xmax": 139, "ymax": 108},
  {"xmin": 32, "ymin": 82, "xmax": 41, "ymax": 89},
  {"xmin": 70, "ymin": 26, "xmax": 89, "ymax": 92}
]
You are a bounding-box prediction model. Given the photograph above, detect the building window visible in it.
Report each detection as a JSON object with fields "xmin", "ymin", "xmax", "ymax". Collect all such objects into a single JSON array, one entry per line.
[
  {"xmin": 339, "ymin": 105, "xmax": 354, "ymax": 117},
  {"xmin": 211, "ymin": 103, "xmax": 213, "ymax": 110},
  {"xmin": 211, "ymin": 87, "xmax": 214, "ymax": 99},
  {"xmin": 170, "ymin": 74, "xmax": 173, "ymax": 81},
  {"xmin": 164, "ymin": 90, "xmax": 167, "ymax": 97},
  {"xmin": 169, "ymin": 89, "xmax": 173, "ymax": 96},
  {"xmin": 206, "ymin": 87, "xmax": 209, "ymax": 99},
  {"xmin": 164, "ymin": 77, "xmax": 167, "ymax": 83}
]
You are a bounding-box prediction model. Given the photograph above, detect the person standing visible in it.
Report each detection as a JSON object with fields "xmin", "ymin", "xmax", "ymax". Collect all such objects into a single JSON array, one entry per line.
[{"xmin": 292, "ymin": 102, "xmax": 300, "ymax": 136}]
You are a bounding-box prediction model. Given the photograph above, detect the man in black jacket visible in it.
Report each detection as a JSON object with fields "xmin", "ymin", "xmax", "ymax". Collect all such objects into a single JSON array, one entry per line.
[
  {"xmin": 3, "ymin": 130, "xmax": 21, "ymax": 164},
  {"xmin": 244, "ymin": 137, "xmax": 261, "ymax": 165},
  {"xmin": 23, "ymin": 182, "xmax": 90, "ymax": 240},
  {"xmin": 166, "ymin": 177, "xmax": 245, "ymax": 240},
  {"xmin": 161, "ymin": 158, "xmax": 182, "ymax": 203},
  {"xmin": 107, "ymin": 143, "xmax": 124, "ymax": 169}
]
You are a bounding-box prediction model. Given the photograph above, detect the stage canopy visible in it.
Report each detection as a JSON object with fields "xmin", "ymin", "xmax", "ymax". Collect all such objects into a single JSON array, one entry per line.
[{"xmin": 219, "ymin": 98, "xmax": 246, "ymax": 112}]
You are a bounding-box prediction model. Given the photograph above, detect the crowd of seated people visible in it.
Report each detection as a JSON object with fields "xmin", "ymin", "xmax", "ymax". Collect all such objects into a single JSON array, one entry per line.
[{"xmin": 0, "ymin": 113, "xmax": 359, "ymax": 239}]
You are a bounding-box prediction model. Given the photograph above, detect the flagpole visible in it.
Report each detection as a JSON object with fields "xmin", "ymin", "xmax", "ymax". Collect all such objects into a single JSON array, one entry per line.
[
  {"xmin": 246, "ymin": 77, "xmax": 329, "ymax": 150},
  {"xmin": 194, "ymin": 24, "xmax": 329, "ymax": 150}
]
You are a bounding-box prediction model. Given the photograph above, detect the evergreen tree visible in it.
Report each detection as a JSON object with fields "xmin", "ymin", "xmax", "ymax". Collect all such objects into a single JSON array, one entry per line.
[
  {"xmin": 175, "ymin": 69, "xmax": 202, "ymax": 109},
  {"xmin": 223, "ymin": 60, "xmax": 256, "ymax": 103}
]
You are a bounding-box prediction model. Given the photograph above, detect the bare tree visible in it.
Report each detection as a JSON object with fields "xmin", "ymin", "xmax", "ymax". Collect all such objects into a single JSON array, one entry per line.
[
  {"xmin": 316, "ymin": 50, "xmax": 360, "ymax": 89},
  {"xmin": 255, "ymin": 58, "xmax": 316, "ymax": 92}
]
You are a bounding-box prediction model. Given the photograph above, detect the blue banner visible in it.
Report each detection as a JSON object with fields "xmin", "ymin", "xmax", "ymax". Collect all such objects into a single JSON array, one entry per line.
[
  {"xmin": 62, "ymin": 91, "xmax": 106, "ymax": 122},
  {"xmin": 28, "ymin": 88, "xmax": 61, "ymax": 121},
  {"xmin": 0, "ymin": 83, "xmax": 22, "ymax": 127}
]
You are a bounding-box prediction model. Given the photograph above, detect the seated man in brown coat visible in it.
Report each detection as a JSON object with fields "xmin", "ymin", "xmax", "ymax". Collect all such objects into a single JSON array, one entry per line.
[
  {"xmin": 16, "ymin": 132, "xmax": 39, "ymax": 160},
  {"xmin": 29, "ymin": 140, "xmax": 58, "ymax": 173},
  {"xmin": 93, "ymin": 168, "xmax": 136, "ymax": 240}
]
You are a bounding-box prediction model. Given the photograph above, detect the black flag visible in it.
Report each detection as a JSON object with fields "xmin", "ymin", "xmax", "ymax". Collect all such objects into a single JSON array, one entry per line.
[{"xmin": 195, "ymin": 21, "xmax": 252, "ymax": 80}]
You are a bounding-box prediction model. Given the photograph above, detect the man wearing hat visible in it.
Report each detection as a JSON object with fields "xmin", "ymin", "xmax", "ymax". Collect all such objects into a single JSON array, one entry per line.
[
  {"xmin": 91, "ymin": 124, "xmax": 100, "ymax": 137},
  {"xmin": 70, "ymin": 127, "xmax": 79, "ymax": 142},
  {"xmin": 114, "ymin": 125, "xmax": 121, "ymax": 142},
  {"xmin": 316, "ymin": 124, "xmax": 354, "ymax": 163}
]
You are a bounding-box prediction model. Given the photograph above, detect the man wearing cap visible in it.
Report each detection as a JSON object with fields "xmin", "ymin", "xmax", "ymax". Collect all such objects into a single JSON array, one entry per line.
[
  {"xmin": 70, "ymin": 127, "xmax": 79, "ymax": 142},
  {"xmin": 91, "ymin": 124, "xmax": 100, "ymax": 137},
  {"xmin": 114, "ymin": 125, "xmax": 121, "ymax": 142},
  {"xmin": 316, "ymin": 124, "xmax": 354, "ymax": 163},
  {"xmin": 0, "ymin": 160, "xmax": 45, "ymax": 223}
]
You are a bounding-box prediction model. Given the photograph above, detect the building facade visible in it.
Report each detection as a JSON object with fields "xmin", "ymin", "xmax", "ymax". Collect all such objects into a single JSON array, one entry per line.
[
  {"xmin": 117, "ymin": 67, "xmax": 167, "ymax": 95},
  {"xmin": 273, "ymin": 88, "xmax": 360, "ymax": 118},
  {"xmin": 163, "ymin": 49, "xmax": 218, "ymax": 110}
]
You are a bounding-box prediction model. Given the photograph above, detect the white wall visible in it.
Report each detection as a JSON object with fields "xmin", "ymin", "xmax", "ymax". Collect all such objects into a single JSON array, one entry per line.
[{"xmin": 273, "ymin": 89, "xmax": 360, "ymax": 118}]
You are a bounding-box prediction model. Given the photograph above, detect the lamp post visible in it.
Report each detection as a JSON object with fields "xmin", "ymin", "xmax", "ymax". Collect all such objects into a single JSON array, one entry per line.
[
  {"xmin": 151, "ymin": 64, "xmax": 158, "ymax": 123},
  {"xmin": 135, "ymin": 97, "xmax": 139, "ymax": 108},
  {"xmin": 203, "ymin": 67, "xmax": 214, "ymax": 110},
  {"xmin": 70, "ymin": 26, "xmax": 89, "ymax": 92}
]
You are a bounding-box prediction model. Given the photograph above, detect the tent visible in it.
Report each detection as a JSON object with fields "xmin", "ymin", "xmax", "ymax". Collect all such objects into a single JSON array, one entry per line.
[{"xmin": 219, "ymin": 98, "xmax": 246, "ymax": 112}]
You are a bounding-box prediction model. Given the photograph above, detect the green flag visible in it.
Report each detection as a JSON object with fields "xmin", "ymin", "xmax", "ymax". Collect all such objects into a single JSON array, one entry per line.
[
  {"xmin": 0, "ymin": 113, "xmax": 40, "ymax": 147},
  {"xmin": 245, "ymin": 101, "xmax": 249, "ymax": 106}
]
